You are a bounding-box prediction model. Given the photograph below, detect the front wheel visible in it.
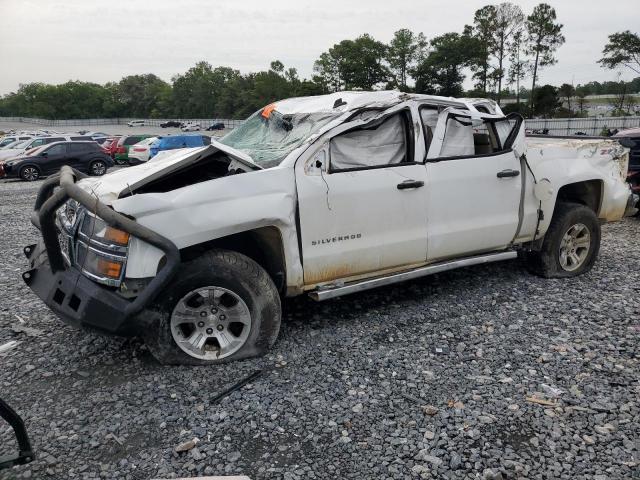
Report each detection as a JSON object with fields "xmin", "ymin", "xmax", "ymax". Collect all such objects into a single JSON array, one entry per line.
[
  {"xmin": 20, "ymin": 166, "xmax": 40, "ymax": 182},
  {"xmin": 523, "ymin": 202, "xmax": 600, "ymax": 278},
  {"xmin": 144, "ymin": 249, "xmax": 281, "ymax": 365}
]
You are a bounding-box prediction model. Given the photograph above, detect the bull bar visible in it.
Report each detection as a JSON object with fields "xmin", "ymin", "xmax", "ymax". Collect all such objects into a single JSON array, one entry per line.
[{"xmin": 23, "ymin": 165, "xmax": 180, "ymax": 327}]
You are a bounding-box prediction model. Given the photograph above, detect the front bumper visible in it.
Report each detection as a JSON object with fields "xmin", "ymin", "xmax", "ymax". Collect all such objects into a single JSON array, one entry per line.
[
  {"xmin": 23, "ymin": 241, "xmax": 140, "ymax": 336},
  {"xmin": 23, "ymin": 166, "xmax": 180, "ymax": 335}
]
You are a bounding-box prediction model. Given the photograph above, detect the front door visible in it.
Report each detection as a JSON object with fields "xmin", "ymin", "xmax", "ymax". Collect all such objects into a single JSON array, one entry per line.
[
  {"xmin": 296, "ymin": 110, "xmax": 429, "ymax": 285},
  {"xmin": 41, "ymin": 143, "xmax": 69, "ymax": 175}
]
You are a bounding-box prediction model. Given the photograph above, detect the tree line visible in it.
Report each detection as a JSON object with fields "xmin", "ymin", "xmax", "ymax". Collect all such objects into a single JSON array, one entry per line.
[{"xmin": 0, "ymin": 2, "xmax": 638, "ymax": 120}]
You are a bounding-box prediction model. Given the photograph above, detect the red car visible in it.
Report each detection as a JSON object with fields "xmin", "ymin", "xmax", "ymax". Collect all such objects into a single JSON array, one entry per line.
[{"xmin": 101, "ymin": 137, "xmax": 121, "ymax": 158}]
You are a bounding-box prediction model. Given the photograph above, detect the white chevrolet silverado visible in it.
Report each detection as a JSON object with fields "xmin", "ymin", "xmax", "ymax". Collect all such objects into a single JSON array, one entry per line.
[{"xmin": 24, "ymin": 91, "xmax": 636, "ymax": 365}]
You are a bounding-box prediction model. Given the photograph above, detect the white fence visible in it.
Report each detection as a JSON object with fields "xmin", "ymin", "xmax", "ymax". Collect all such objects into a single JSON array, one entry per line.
[
  {"xmin": 3, "ymin": 115, "xmax": 640, "ymax": 137},
  {"xmin": 524, "ymin": 116, "xmax": 640, "ymax": 136},
  {"xmin": 0, "ymin": 117, "xmax": 245, "ymax": 129}
]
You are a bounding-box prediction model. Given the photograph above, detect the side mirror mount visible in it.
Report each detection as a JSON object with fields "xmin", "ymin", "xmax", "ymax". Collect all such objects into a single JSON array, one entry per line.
[
  {"xmin": 305, "ymin": 147, "xmax": 327, "ymax": 176},
  {"xmin": 41, "ymin": 152, "xmax": 48, "ymax": 157}
]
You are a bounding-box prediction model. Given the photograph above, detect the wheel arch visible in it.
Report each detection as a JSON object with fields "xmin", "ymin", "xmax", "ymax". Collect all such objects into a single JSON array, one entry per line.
[
  {"xmin": 179, "ymin": 226, "xmax": 288, "ymax": 294},
  {"xmin": 555, "ymin": 179, "xmax": 603, "ymax": 216}
]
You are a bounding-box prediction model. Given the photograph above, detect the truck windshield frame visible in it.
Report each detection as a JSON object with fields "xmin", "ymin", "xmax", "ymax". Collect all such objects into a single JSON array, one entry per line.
[{"xmin": 219, "ymin": 108, "xmax": 340, "ymax": 169}]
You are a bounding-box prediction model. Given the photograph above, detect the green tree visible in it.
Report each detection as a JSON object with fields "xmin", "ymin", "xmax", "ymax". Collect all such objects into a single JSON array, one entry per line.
[
  {"xmin": 313, "ymin": 34, "xmax": 389, "ymax": 91},
  {"xmin": 492, "ymin": 3, "xmax": 525, "ymax": 104},
  {"xmin": 171, "ymin": 61, "xmax": 218, "ymax": 117},
  {"xmin": 598, "ymin": 31, "xmax": 640, "ymax": 74},
  {"xmin": 525, "ymin": 3, "xmax": 565, "ymax": 113},
  {"xmin": 385, "ymin": 28, "xmax": 427, "ymax": 91},
  {"xmin": 413, "ymin": 33, "xmax": 474, "ymax": 97},
  {"xmin": 469, "ymin": 6, "xmax": 497, "ymax": 94},
  {"xmin": 532, "ymin": 84, "xmax": 560, "ymax": 117},
  {"xmin": 508, "ymin": 27, "xmax": 528, "ymax": 106},
  {"xmin": 313, "ymin": 51, "xmax": 342, "ymax": 92},
  {"xmin": 558, "ymin": 83, "xmax": 575, "ymax": 113}
]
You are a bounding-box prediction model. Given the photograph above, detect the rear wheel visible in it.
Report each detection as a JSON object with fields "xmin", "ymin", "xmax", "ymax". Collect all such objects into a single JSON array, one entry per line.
[
  {"xmin": 144, "ymin": 249, "xmax": 281, "ymax": 365},
  {"xmin": 20, "ymin": 166, "xmax": 40, "ymax": 182},
  {"xmin": 89, "ymin": 160, "xmax": 107, "ymax": 176},
  {"xmin": 523, "ymin": 202, "xmax": 600, "ymax": 278}
]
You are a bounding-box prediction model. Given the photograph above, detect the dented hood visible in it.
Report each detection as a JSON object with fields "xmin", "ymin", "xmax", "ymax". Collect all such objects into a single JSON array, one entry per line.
[{"xmin": 76, "ymin": 141, "xmax": 258, "ymax": 204}]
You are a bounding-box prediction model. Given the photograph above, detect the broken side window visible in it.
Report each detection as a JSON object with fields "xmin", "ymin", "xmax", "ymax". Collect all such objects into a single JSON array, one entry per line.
[
  {"xmin": 439, "ymin": 114, "xmax": 516, "ymax": 158},
  {"xmin": 329, "ymin": 113, "xmax": 409, "ymax": 171},
  {"xmin": 419, "ymin": 107, "xmax": 439, "ymax": 156}
]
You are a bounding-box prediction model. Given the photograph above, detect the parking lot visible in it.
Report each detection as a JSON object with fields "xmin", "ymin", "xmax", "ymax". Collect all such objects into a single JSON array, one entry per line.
[
  {"xmin": 0, "ymin": 174, "xmax": 638, "ymax": 479},
  {"xmin": 0, "ymin": 120, "xmax": 231, "ymax": 139}
]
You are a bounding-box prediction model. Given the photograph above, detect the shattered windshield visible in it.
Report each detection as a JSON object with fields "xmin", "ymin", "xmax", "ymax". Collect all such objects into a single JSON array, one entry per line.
[{"xmin": 219, "ymin": 107, "xmax": 340, "ymax": 168}]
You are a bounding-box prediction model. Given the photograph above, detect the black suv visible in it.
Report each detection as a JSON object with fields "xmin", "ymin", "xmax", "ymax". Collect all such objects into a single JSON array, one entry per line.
[
  {"xmin": 0, "ymin": 141, "xmax": 114, "ymax": 181},
  {"xmin": 160, "ymin": 120, "xmax": 183, "ymax": 128}
]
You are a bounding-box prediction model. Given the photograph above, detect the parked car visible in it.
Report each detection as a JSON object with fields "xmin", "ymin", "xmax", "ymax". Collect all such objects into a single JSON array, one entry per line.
[
  {"xmin": 0, "ymin": 135, "xmax": 33, "ymax": 149},
  {"xmin": 614, "ymin": 128, "xmax": 640, "ymax": 213},
  {"xmin": 127, "ymin": 120, "xmax": 145, "ymax": 127},
  {"xmin": 181, "ymin": 122, "xmax": 201, "ymax": 132},
  {"xmin": 114, "ymin": 135, "xmax": 154, "ymax": 165},
  {"xmin": 22, "ymin": 92, "xmax": 636, "ymax": 365},
  {"xmin": 0, "ymin": 135, "xmax": 95, "ymax": 162},
  {"xmin": 0, "ymin": 139, "xmax": 29, "ymax": 151},
  {"xmin": 101, "ymin": 136, "xmax": 121, "ymax": 158},
  {"xmin": 149, "ymin": 134, "xmax": 211, "ymax": 159},
  {"xmin": 127, "ymin": 137, "xmax": 159, "ymax": 165},
  {"xmin": 1, "ymin": 141, "xmax": 113, "ymax": 181},
  {"xmin": 206, "ymin": 122, "xmax": 225, "ymax": 131},
  {"xmin": 160, "ymin": 120, "xmax": 183, "ymax": 128}
]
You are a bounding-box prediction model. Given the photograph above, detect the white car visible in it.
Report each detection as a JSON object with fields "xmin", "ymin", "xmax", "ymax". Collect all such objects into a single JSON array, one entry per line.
[
  {"xmin": 0, "ymin": 135, "xmax": 92, "ymax": 161},
  {"xmin": 181, "ymin": 122, "xmax": 200, "ymax": 132},
  {"xmin": 127, "ymin": 120, "xmax": 145, "ymax": 127},
  {"xmin": 24, "ymin": 91, "xmax": 635, "ymax": 366},
  {"xmin": 0, "ymin": 135, "xmax": 33, "ymax": 149},
  {"xmin": 127, "ymin": 137, "xmax": 158, "ymax": 165}
]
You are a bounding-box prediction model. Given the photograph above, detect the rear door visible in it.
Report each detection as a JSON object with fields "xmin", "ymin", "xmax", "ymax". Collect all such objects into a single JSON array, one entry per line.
[
  {"xmin": 423, "ymin": 107, "xmax": 522, "ymax": 261},
  {"xmin": 67, "ymin": 143, "xmax": 89, "ymax": 170}
]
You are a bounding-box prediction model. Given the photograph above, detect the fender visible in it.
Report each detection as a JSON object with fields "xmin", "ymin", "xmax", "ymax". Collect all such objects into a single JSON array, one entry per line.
[
  {"xmin": 526, "ymin": 138, "xmax": 630, "ymax": 236},
  {"xmin": 112, "ymin": 167, "xmax": 304, "ymax": 291}
]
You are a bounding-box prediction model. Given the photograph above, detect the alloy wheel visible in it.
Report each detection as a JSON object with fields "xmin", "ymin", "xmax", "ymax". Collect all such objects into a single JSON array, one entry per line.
[
  {"xmin": 21, "ymin": 167, "xmax": 39, "ymax": 181},
  {"xmin": 170, "ymin": 286, "xmax": 252, "ymax": 360},
  {"xmin": 559, "ymin": 223, "xmax": 590, "ymax": 271}
]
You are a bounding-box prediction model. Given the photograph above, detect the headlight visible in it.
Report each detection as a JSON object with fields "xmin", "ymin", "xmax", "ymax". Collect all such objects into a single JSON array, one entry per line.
[
  {"xmin": 79, "ymin": 214, "xmax": 130, "ymax": 247},
  {"xmin": 75, "ymin": 212, "xmax": 130, "ymax": 286},
  {"xmin": 75, "ymin": 242, "xmax": 124, "ymax": 284}
]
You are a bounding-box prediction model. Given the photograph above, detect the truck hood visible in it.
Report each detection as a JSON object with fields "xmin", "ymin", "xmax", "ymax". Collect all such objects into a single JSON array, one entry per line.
[{"xmin": 76, "ymin": 141, "xmax": 258, "ymax": 204}]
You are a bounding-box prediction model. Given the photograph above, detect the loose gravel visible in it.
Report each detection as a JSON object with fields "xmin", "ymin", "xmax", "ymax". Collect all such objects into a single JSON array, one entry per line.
[{"xmin": 0, "ymin": 176, "xmax": 638, "ymax": 480}]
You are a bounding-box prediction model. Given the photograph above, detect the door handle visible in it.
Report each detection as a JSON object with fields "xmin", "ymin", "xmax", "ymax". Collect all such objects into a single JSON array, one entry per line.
[
  {"xmin": 397, "ymin": 179, "xmax": 425, "ymax": 190},
  {"xmin": 497, "ymin": 169, "xmax": 520, "ymax": 178}
]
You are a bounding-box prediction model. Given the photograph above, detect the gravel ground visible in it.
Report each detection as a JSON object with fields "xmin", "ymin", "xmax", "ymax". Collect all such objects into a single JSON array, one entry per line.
[{"xmin": 0, "ymin": 177, "xmax": 638, "ymax": 480}]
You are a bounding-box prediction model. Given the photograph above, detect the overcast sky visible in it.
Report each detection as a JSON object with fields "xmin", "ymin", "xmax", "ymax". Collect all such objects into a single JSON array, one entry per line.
[{"xmin": 1, "ymin": 0, "xmax": 638, "ymax": 95}]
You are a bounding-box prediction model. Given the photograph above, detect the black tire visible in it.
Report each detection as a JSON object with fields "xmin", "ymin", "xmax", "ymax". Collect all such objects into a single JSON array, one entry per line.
[
  {"xmin": 89, "ymin": 160, "xmax": 107, "ymax": 176},
  {"xmin": 143, "ymin": 249, "xmax": 281, "ymax": 365},
  {"xmin": 523, "ymin": 202, "xmax": 600, "ymax": 278},
  {"xmin": 19, "ymin": 165, "xmax": 40, "ymax": 182}
]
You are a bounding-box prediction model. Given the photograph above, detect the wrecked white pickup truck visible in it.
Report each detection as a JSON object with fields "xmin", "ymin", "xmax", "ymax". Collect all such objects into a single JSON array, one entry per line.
[{"xmin": 24, "ymin": 91, "xmax": 636, "ymax": 364}]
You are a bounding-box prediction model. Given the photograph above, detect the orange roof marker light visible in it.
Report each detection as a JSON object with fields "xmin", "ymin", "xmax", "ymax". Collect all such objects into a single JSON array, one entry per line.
[{"xmin": 261, "ymin": 103, "xmax": 277, "ymax": 119}]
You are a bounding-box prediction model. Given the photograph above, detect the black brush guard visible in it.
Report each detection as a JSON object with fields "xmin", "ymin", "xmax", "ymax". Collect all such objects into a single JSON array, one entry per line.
[
  {"xmin": 23, "ymin": 166, "xmax": 180, "ymax": 331},
  {"xmin": 0, "ymin": 398, "xmax": 34, "ymax": 470}
]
